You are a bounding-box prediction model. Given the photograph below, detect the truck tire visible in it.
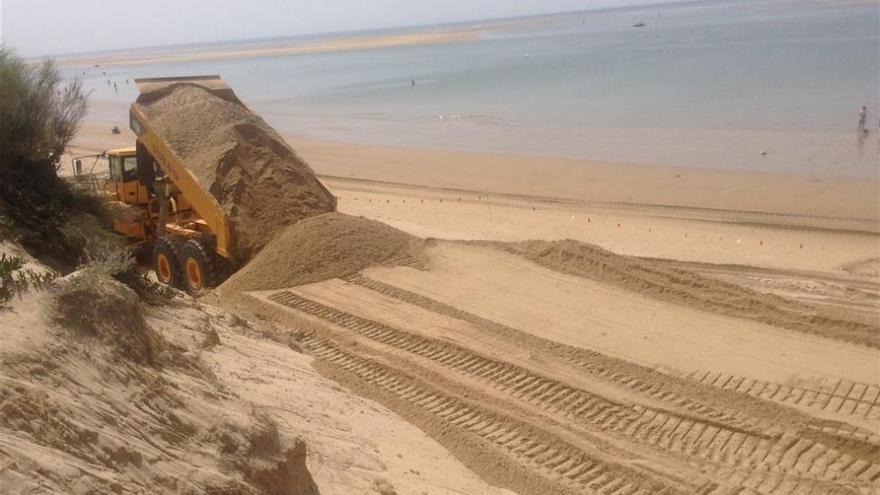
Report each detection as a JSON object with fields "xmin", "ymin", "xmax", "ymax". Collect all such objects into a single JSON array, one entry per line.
[
  {"xmin": 180, "ymin": 240, "xmax": 216, "ymax": 294},
  {"xmin": 152, "ymin": 238, "xmax": 182, "ymax": 288}
]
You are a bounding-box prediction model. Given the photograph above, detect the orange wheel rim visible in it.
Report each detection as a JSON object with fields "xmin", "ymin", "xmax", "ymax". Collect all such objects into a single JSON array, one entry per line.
[
  {"xmin": 186, "ymin": 258, "xmax": 202, "ymax": 289},
  {"xmin": 157, "ymin": 254, "xmax": 172, "ymax": 282}
]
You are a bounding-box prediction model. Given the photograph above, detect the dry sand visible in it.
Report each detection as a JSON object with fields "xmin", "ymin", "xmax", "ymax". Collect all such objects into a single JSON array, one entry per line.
[
  {"xmin": 362, "ymin": 242, "xmax": 877, "ymax": 384},
  {"xmin": 56, "ymin": 121, "xmax": 880, "ymax": 494},
  {"xmin": 1, "ymin": 272, "xmax": 319, "ymax": 494},
  {"xmin": 234, "ymin": 139, "xmax": 877, "ymax": 494},
  {"xmin": 322, "ymin": 175, "xmax": 880, "ymax": 275},
  {"xmin": 497, "ymin": 239, "xmax": 878, "ymax": 347},
  {"xmin": 0, "ymin": 248, "xmax": 513, "ymax": 495},
  {"xmin": 136, "ymin": 84, "xmax": 336, "ymax": 263},
  {"xmin": 220, "ymin": 212, "xmax": 421, "ymax": 294},
  {"xmin": 246, "ymin": 257, "xmax": 880, "ymax": 494}
]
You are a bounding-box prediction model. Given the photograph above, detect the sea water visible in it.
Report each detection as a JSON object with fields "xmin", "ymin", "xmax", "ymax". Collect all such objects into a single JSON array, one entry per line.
[{"xmin": 66, "ymin": 0, "xmax": 880, "ymax": 178}]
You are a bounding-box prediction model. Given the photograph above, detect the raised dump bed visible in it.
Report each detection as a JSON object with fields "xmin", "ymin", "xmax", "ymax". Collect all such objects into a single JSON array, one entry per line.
[{"xmin": 129, "ymin": 76, "xmax": 336, "ymax": 267}]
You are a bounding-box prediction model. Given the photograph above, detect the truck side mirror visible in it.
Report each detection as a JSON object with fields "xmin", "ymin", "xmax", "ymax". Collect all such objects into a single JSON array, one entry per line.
[{"xmin": 74, "ymin": 159, "xmax": 82, "ymax": 175}]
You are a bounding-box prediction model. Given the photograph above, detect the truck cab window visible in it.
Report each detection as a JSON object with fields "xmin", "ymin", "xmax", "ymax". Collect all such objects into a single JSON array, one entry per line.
[
  {"xmin": 109, "ymin": 156, "xmax": 123, "ymax": 181},
  {"xmin": 123, "ymin": 156, "xmax": 139, "ymax": 182}
]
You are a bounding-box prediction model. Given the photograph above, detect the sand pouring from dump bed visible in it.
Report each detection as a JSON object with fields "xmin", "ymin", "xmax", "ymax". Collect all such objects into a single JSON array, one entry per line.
[
  {"xmin": 219, "ymin": 213, "xmax": 419, "ymax": 293},
  {"xmin": 136, "ymin": 83, "xmax": 336, "ymax": 263}
]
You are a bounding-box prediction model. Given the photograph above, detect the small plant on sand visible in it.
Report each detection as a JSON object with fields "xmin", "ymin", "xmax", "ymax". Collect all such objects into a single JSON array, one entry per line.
[
  {"xmin": 60, "ymin": 214, "xmax": 135, "ymax": 276},
  {"xmin": 0, "ymin": 253, "xmax": 56, "ymax": 306},
  {"xmin": 55, "ymin": 269, "xmax": 165, "ymax": 365}
]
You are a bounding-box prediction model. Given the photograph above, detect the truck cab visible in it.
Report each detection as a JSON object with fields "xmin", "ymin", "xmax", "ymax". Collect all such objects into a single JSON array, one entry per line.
[
  {"xmin": 104, "ymin": 147, "xmax": 153, "ymax": 242},
  {"xmin": 102, "ymin": 142, "xmax": 222, "ymax": 292},
  {"xmin": 104, "ymin": 147, "xmax": 150, "ymax": 206}
]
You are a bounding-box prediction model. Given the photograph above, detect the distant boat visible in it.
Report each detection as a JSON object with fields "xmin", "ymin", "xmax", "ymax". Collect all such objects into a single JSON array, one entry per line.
[{"xmin": 633, "ymin": 21, "xmax": 646, "ymax": 28}]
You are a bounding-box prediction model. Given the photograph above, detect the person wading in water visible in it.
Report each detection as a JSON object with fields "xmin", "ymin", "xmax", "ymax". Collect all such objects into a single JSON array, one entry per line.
[{"xmin": 857, "ymin": 106, "xmax": 867, "ymax": 134}]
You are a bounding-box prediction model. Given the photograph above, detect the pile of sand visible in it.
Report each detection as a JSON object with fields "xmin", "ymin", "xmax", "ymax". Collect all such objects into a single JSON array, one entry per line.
[
  {"xmin": 136, "ymin": 83, "xmax": 336, "ymax": 263},
  {"xmin": 220, "ymin": 212, "xmax": 419, "ymax": 293},
  {"xmin": 498, "ymin": 239, "xmax": 880, "ymax": 347}
]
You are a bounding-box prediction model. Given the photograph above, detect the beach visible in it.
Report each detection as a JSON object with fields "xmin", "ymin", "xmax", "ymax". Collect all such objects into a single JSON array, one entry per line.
[
  {"xmin": 69, "ymin": 118, "xmax": 880, "ymax": 276},
  {"xmin": 60, "ymin": 0, "xmax": 880, "ymax": 180},
  {"xmin": 25, "ymin": 2, "xmax": 880, "ymax": 492}
]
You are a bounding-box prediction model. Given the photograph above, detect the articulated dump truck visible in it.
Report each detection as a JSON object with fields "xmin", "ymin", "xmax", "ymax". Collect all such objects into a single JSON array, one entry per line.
[{"xmin": 103, "ymin": 76, "xmax": 336, "ymax": 293}]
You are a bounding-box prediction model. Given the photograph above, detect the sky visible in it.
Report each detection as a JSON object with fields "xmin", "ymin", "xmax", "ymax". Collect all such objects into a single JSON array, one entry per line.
[{"xmin": 0, "ymin": 0, "xmax": 671, "ymax": 57}]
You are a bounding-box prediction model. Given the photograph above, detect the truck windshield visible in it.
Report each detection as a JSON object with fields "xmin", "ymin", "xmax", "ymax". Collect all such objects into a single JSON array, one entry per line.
[
  {"xmin": 122, "ymin": 156, "xmax": 138, "ymax": 182},
  {"xmin": 108, "ymin": 156, "xmax": 122, "ymax": 181}
]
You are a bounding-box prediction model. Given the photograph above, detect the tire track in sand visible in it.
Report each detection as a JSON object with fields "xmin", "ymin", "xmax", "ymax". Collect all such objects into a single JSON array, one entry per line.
[
  {"xmin": 267, "ymin": 289, "xmax": 880, "ymax": 492},
  {"xmin": 343, "ymin": 273, "xmax": 879, "ymax": 439},
  {"xmin": 690, "ymin": 371, "xmax": 880, "ymax": 421},
  {"xmin": 300, "ymin": 333, "xmax": 690, "ymax": 495}
]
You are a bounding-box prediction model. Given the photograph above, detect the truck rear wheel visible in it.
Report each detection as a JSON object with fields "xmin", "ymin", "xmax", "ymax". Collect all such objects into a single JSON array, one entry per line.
[
  {"xmin": 180, "ymin": 240, "xmax": 216, "ymax": 294},
  {"xmin": 152, "ymin": 238, "xmax": 182, "ymax": 288}
]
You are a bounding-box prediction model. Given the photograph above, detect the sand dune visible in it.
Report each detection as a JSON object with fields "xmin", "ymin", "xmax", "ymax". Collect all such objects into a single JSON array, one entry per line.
[{"xmin": 0, "ymin": 251, "xmax": 513, "ymax": 495}]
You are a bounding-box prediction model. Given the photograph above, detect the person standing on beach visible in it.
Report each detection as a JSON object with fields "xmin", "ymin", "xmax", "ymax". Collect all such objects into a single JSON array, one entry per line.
[{"xmin": 857, "ymin": 106, "xmax": 867, "ymax": 134}]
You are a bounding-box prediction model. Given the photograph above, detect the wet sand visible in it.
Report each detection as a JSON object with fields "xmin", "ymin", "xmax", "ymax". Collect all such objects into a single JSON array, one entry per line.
[{"xmin": 55, "ymin": 28, "xmax": 486, "ymax": 67}]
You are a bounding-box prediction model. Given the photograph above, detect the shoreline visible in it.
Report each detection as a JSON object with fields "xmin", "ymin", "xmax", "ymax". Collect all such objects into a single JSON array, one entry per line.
[
  {"xmin": 53, "ymin": 28, "xmax": 486, "ymax": 67},
  {"xmin": 289, "ymin": 136, "xmax": 880, "ymax": 225},
  {"xmin": 69, "ymin": 119, "xmax": 880, "ymax": 226}
]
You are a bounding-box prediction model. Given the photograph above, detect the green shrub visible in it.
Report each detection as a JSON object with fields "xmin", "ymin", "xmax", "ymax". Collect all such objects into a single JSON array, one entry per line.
[
  {"xmin": 0, "ymin": 48, "xmax": 98, "ymax": 268},
  {"xmin": 60, "ymin": 214, "xmax": 134, "ymax": 274},
  {"xmin": 0, "ymin": 253, "xmax": 56, "ymax": 306}
]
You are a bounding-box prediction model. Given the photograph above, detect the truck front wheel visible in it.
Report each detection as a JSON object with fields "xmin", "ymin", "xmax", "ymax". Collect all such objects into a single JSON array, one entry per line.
[
  {"xmin": 152, "ymin": 238, "xmax": 182, "ymax": 288},
  {"xmin": 180, "ymin": 240, "xmax": 216, "ymax": 294}
]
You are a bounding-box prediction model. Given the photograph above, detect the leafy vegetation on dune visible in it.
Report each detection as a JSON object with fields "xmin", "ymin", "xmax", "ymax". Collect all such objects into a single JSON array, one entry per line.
[
  {"xmin": 0, "ymin": 48, "xmax": 105, "ymax": 269},
  {"xmin": 0, "ymin": 253, "xmax": 56, "ymax": 306},
  {"xmin": 0, "ymin": 49, "xmax": 173, "ymax": 307}
]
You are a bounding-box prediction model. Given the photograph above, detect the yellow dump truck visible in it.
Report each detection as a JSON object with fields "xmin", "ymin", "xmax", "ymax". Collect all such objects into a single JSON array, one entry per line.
[
  {"xmin": 98, "ymin": 75, "xmax": 337, "ymax": 292},
  {"xmin": 98, "ymin": 77, "xmax": 236, "ymax": 293},
  {"xmin": 102, "ymin": 143, "xmax": 225, "ymax": 293}
]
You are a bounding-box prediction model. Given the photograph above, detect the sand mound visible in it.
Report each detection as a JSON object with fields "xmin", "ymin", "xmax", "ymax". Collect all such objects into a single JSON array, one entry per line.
[
  {"xmin": 496, "ymin": 239, "xmax": 880, "ymax": 348},
  {"xmin": 54, "ymin": 272, "xmax": 165, "ymax": 365},
  {"xmin": 221, "ymin": 213, "xmax": 418, "ymax": 293},
  {"xmin": 209, "ymin": 412, "xmax": 318, "ymax": 495},
  {"xmin": 840, "ymin": 257, "xmax": 880, "ymax": 279},
  {"xmin": 2, "ymin": 268, "xmax": 320, "ymax": 494},
  {"xmin": 136, "ymin": 83, "xmax": 336, "ymax": 263}
]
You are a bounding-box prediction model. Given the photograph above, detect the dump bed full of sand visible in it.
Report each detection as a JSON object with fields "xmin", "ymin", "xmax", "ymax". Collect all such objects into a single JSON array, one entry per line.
[{"xmin": 135, "ymin": 84, "xmax": 336, "ymax": 263}]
